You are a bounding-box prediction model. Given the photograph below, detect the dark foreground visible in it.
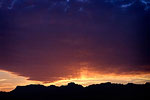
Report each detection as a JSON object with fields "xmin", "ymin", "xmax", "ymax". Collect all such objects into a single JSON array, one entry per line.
[{"xmin": 0, "ymin": 82, "xmax": 150, "ymax": 100}]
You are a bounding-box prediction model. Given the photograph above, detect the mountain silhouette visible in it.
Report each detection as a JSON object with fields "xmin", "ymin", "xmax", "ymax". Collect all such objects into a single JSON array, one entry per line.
[{"xmin": 0, "ymin": 82, "xmax": 150, "ymax": 100}]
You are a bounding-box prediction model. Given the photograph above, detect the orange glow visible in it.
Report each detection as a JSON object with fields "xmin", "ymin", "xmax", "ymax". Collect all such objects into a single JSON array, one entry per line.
[
  {"xmin": 0, "ymin": 70, "xmax": 41, "ymax": 92},
  {"xmin": 45, "ymin": 67, "xmax": 150, "ymax": 87},
  {"xmin": 0, "ymin": 68, "xmax": 150, "ymax": 92}
]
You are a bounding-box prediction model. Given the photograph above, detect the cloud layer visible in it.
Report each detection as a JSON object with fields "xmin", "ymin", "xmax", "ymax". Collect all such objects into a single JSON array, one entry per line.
[{"xmin": 0, "ymin": 1, "xmax": 150, "ymax": 82}]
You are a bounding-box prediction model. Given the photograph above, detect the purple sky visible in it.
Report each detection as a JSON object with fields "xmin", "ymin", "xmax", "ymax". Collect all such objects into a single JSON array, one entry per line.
[{"xmin": 0, "ymin": 0, "xmax": 150, "ymax": 83}]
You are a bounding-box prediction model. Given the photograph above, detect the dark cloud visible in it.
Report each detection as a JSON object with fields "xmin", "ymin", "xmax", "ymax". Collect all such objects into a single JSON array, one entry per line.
[{"xmin": 0, "ymin": 0, "xmax": 150, "ymax": 82}]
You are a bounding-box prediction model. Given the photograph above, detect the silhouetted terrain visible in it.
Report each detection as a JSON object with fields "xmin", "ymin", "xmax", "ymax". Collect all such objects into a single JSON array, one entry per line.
[{"xmin": 0, "ymin": 82, "xmax": 150, "ymax": 100}]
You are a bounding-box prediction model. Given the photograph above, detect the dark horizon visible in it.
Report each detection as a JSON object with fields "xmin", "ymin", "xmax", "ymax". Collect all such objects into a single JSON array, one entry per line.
[
  {"xmin": 0, "ymin": 81, "xmax": 150, "ymax": 92},
  {"xmin": 0, "ymin": 82, "xmax": 150, "ymax": 100}
]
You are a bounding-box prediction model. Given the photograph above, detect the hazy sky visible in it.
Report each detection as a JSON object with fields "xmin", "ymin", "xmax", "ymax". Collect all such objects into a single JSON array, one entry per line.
[{"xmin": 0, "ymin": 0, "xmax": 150, "ymax": 91}]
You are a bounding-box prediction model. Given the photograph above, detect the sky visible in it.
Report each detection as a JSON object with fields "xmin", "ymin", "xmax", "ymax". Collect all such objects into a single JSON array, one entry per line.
[{"xmin": 0, "ymin": 0, "xmax": 150, "ymax": 91}]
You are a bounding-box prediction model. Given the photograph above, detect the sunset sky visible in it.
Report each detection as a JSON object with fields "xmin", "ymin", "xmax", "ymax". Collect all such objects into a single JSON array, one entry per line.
[{"xmin": 0, "ymin": 0, "xmax": 150, "ymax": 92}]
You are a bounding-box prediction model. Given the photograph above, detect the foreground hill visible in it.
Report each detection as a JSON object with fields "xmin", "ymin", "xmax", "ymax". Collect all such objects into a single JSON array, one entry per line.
[{"xmin": 0, "ymin": 82, "xmax": 150, "ymax": 100}]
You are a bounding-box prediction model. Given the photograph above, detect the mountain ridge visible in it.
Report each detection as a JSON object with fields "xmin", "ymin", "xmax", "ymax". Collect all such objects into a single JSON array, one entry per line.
[{"xmin": 0, "ymin": 82, "xmax": 150, "ymax": 100}]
